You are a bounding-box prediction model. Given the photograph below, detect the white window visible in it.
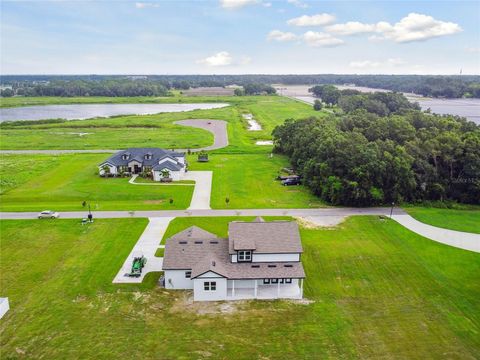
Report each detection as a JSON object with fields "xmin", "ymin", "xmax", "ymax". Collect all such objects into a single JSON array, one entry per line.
[
  {"xmin": 204, "ymin": 281, "xmax": 216, "ymax": 291},
  {"xmin": 263, "ymin": 279, "xmax": 270, "ymax": 284},
  {"xmin": 185, "ymin": 271, "xmax": 191, "ymax": 278},
  {"xmin": 285, "ymin": 278, "xmax": 292, "ymax": 284},
  {"xmin": 237, "ymin": 250, "xmax": 252, "ymax": 262}
]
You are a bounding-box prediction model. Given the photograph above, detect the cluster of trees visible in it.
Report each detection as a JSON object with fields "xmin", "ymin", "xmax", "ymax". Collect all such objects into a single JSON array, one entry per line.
[
  {"xmin": 310, "ymin": 85, "xmax": 420, "ymax": 116},
  {"xmin": 1, "ymin": 79, "xmax": 170, "ymax": 97},
  {"xmin": 2, "ymin": 74, "xmax": 479, "ymax": 98},
  {"xmin": 273, "ymin": 110, "xmax": 480, "ymax": 206},
  {"xmin": 234, "ymin": 83, "xmax": 276, "ymax": 96}
]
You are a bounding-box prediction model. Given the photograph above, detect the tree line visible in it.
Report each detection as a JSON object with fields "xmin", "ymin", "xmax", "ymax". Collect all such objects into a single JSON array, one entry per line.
[
  {"xmin": 1, "ymin": 74, "xmax": 479, "ymax": 98},
  {"xmin": 272, "ymin": 92, "xmax": 480, "ymax": 206}
]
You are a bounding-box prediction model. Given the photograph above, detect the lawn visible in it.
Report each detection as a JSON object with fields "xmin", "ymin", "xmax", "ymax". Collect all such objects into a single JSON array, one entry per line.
[
  {"xmin": 0, "ymin": 154, "xmax": 193, "ymax": 211},
  {"xmin": 405, "ymin": 207, "xmax": 480, "ymax": 234},
  {"xmin": 188, "ymin": 153, "xmax": 325, "ymax": 209},
  {"xmin": 1, "ymin": 216, "xmax": 479, "ymax": 359},
  {"xmin": 0, "ymin": 96, "xmax": 325, "ymax": 151}
]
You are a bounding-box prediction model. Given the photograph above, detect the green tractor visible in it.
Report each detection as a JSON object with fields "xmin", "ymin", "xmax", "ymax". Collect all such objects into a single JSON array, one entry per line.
[{"xmin": 126, "ymin": 255, "xmax": 147, "ymax": 277}]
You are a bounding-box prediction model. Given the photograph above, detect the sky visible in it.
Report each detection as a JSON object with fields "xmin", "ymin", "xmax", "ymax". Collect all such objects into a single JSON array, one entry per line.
[{"xmin": 1, "ymin": 0, "xmax": 479, "ymax": 75}]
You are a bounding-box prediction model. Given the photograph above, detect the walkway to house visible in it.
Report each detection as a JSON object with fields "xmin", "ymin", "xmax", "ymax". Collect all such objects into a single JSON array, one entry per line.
[
  {"xmin": 112, "ymin": 217, "xmax": 173, "ymax": 284},
  {"xmin": 128, "ymin": 171, "xmax": 212, "ymax": 210}
]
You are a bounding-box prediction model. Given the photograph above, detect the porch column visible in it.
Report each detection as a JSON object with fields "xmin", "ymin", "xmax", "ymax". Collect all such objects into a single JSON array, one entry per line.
[
  {"xmin": 254, "ymin": 280, "xmax": 257, "ymax": 298},
  {"xmin": 232, "ymin": 280, "xmax": 235, "ymax": 298},
  {"xmin": 277, "ymin": 281, "xmax": 280, "ymax": 297},
  {"xmin": 300, "ymin": 279, "xmax": 304, "ymax": 298}
]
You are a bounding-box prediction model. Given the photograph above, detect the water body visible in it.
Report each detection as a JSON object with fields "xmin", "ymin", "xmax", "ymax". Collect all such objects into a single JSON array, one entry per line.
[
  {"xmin": 0, "ymin": 103, "xmax": 229, "ymax": 122},
  {"xmin": 279, "ymin": 84, "xmax": 480, "ymax": 124},
  {"xmin": 242, "ymin": 113, "xmax": 262, "ymax": 131}
]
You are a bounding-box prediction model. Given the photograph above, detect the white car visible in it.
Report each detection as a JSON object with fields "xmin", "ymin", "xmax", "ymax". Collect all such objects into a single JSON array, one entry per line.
[{"xmin": 38, "ymin": 210, "xmax": 59, "ymax": 219}]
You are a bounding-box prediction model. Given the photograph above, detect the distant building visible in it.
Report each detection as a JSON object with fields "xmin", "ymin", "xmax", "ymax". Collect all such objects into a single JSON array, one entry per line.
[
  {"xmin": 162, "ymin": 218, "xmax": 305, "ymax": 301},
  {"xmin": 98, "ymin": 148, "xmax": 186, "ymax": 181}
]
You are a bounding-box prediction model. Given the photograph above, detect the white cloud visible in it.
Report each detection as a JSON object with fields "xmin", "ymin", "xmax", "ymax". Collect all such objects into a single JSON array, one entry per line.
[
  {"xmin": 197, "ymin": 51, "xmax": 233, "ymax": 66},
  {"xmin": 325, "ymin": 21, "xmax": 376, "ymax": 35},
  {"xmin": 135, "ymin": 2, "xmax": 160, "ymax": 9},
  {"xmin": 263, "ymin": 2, "xmax": 272, "ymax": 7},
  {"xmin": 466, "ymin": 47, "xmax": 480, "ymax": 53},
  {"xmin": 302, "ymin": 31, "xmax": 344, "ymax": 47},
  {"xmin": 325, "ymin": 13, "xmax": 462, "ymax": 43},
  {"xmin": 287, "ymin": 0, "xmax": 309, "ymax": 8},
  {"xmin": 219, "ymin": 0, "xmax": 258, "ymax": 9},
  {"xmin": 267, "ymin": 30, "xmax": 297, "ymax": 42},
  {"xmin": 349, "ymin": 58, "xmax": 406, "ymax": 69},
  {"xmin": 287, "ymin": 13, "xmax": 336, "ymax": 27}
]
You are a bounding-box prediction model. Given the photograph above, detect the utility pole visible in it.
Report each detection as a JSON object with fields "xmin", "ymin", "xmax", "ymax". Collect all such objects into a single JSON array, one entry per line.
[{"xmin": 390, "ymin": 202, "xmax": 395, "ymax": 218}]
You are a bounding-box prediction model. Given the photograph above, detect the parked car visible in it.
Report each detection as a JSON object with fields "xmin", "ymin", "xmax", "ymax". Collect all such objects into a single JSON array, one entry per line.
[
  {"xmin": 282, "ymin": 178, "xmax": 301, "ymax": 186},
  {"xmin": 276, "ymin": 174, "xmax": 301, "ymax": 181},
  {"xmin": 38, "ymin": 210, "xmax": 59, "ymax": 219}
]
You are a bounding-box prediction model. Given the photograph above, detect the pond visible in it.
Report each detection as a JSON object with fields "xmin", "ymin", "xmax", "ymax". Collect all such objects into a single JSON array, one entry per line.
[{"xmin": 0, "ymin": 103, "xmax": 229, "ymax": 122}]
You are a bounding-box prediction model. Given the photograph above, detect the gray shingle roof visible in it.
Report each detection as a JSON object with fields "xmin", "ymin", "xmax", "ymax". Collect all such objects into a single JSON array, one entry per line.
[
  {"xmin": 162, "ymin": 223, "xmax": 305, "ymax": 280},
  {"xmin": 99, "ymin": 148, "xmax": 184, "ymax": 167},
  {"xmin": 228, "ymin": 221, "xmax": 303, "ymax": 254}
]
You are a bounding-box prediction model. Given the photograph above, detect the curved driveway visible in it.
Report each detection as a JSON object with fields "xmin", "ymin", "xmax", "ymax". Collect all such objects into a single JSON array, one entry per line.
[{"xmin": 0, "ymin": 119, "xmax": 229, "ymax": 154}]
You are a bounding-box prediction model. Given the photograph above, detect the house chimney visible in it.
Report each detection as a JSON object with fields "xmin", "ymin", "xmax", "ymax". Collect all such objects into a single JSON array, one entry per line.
[{"xmin": 212, "ymin": 261, "xmax": 216, "ymax": 267}]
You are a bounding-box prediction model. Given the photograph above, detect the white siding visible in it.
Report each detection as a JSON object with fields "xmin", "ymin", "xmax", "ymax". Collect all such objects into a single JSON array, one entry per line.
[
  {"xmin": 164, "ymin": 270, "xmax": 193, "ymax": 289},
  {"xmin": 99, "ymin": 164, "xmax": 117, "ymax": 175},
  {"xmin": 231, "ymin": 253, "xmax": 300, "ymax": 263},
  {"xmin": 193, "ymin": 278, "xmax": 227, "ymax": 301},
  {"xmin": 153, "ymin": 169, "xmax": 183, "ymax": 182},
  {"xmin": 176, "ymin": 156, "xmax": 185, "ymax": 165},
  {"xmin": 227, "ymin": 279, "xmax": 256, "ymax": 289}
]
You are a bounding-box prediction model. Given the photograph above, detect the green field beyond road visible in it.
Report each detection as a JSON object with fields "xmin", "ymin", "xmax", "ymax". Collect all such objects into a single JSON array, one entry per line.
[{"xmin": 1, "ymin": 217, "xmax": 478, "ymax": 359}]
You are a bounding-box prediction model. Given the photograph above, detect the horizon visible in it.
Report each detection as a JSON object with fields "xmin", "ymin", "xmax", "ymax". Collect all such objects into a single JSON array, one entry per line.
[{"xmin": 1, "ymin": 0, "xmax": 479, "ymax": 75}]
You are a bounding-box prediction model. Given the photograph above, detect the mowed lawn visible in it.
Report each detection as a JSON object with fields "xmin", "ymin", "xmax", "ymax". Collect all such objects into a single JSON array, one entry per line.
[
  {"xmin": 189, "ymin": 153, "xmax": 325, "ymax": 209},
  {"xmin": 1, "ymin": 217, "xmax": 479, "ymax": 359},
  {"xmin": 0, "ymin": 96, "xmax": 325, "ymax": 151},
  {"xmin": 0, "ymin": 154, "xmax": 193, "ymax": 211},
  {"xmin": 405, "ymin": 207, "xmax": 480, "ymax": 234}
]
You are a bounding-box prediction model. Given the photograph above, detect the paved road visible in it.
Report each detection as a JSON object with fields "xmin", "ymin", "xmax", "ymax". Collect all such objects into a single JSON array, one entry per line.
[
  {"xmin": 174, "ymin": 119, "xmax": 228, "ymax": 152},
  {"xmin": 0, "ymin": 207, "xmax": 403, "ymax": 219},
  {"xmin": 3, "ymin": 207, "xmax": 478, "ymax": 253},
  {"xmin": 0, "ymin": 119, "xmax": 228, "ymax": 154},
  {"xmin": 392, "ymin": 214, "xmax": 480, "ymax": 253}
]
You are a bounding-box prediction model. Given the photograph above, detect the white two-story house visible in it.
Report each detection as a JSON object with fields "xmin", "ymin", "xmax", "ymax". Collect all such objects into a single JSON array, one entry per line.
[
  {"xmin": 98, "ymin": 148, "xmax": 186, "ymax": 181},
  {"xmin": 162, "ymin": 218, "xmax": 305, "ymax": 301}
]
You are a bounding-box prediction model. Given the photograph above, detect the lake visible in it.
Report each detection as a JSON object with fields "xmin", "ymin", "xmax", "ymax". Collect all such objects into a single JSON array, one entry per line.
[
  {"xmin": 0, "ymin": 103, "xmax": 229, "ymax": 122},
  {"xmin": 275, "ymin": 84, "xmax": 480, "ymax": 124}
]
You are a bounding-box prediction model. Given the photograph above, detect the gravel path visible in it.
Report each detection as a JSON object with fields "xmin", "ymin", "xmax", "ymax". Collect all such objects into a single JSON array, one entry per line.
[{"xmin": 0, "ymin": 119, "xmax": 229, "ymax": 154}]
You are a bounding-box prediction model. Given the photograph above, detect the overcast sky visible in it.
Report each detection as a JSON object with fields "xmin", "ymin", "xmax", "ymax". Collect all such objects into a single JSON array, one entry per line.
[{"xmin": 1, "ymin": 0, "xmax": 479, "ymax": 75}]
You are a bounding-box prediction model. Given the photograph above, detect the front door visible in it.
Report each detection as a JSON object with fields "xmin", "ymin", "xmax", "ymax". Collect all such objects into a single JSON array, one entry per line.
[{"xmin": 134, "ymin": 165, "xmax": 141, "ymax": 174}]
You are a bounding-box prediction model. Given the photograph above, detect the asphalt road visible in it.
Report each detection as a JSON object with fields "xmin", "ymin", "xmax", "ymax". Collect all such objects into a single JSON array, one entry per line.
[{"xmin": 0, "ymin": 207, "xmax": 404, "ymax": 220}]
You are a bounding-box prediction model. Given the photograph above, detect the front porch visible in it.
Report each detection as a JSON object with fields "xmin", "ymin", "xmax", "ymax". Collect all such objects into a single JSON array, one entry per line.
[{"xmin": 226, "ymin": 279, "xmax": 303, "ymax": 300}]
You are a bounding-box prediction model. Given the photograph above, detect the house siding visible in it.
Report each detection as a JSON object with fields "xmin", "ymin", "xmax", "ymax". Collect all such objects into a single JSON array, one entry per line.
[
  {"xmin": 193, "ymin": 278, "xmax": 227, "ymax": 301},
  {"xmin": 231, "ymin": 253, "xmax": 300, "ymax": 263},
  {"xmin": 164, "ymin": 270, "xmax": 193, "ymax": 289}
]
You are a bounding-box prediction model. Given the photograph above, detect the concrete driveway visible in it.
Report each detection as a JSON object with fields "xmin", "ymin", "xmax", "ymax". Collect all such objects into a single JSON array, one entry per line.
[
  {"xmin": 112, "ymin": 217, "xmax": 174, "ymax": 284},
  {"xmin": 183, "ymin": 171, "xmax": 212, "ymax": 210}
]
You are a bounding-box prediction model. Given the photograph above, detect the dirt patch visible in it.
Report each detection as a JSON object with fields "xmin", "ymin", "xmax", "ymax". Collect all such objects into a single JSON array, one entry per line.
[
  {"xmin": 169, "ymin": 292, "xmax": 248, "ymax": 315},
  {"xmin": 143, "ymin": 200, "xmax": 165, "ymax": 204},
  {"xmin": 295, "ymin": 216, "xmax": 345, "ymax": 229}
]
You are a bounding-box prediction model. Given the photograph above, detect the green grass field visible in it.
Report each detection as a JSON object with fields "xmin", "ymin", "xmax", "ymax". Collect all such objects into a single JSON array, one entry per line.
[
  {"xmin": 405, "ymin": 207, "xmax": 480, "ymax": 234},
  {"xmin": 189, "ymin": 153, "xmax": 324, "ymax": 209},
  {"xmin": 0, "ymin": 96, "xmax": 325, "ymax": 151},
  {"xmin": 1, "ymin": 216, "xmax": 478, "ymax": 359},
  {"xmin": 0, "ymin": 154, "xmax": 193, "ymax": 211}
]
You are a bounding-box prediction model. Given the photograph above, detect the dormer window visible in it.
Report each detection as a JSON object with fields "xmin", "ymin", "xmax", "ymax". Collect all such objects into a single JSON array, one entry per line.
[
  {"xmin": 144, "ymin": 153, "xmax": 152, "ymax": 160},
  {"xmin": 122, "ymin": 153, "xmax": 130, "ymax": 160},
  {"xmin": 237, "ymin": 250, "xmax": 252, "ymax": 262}
]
